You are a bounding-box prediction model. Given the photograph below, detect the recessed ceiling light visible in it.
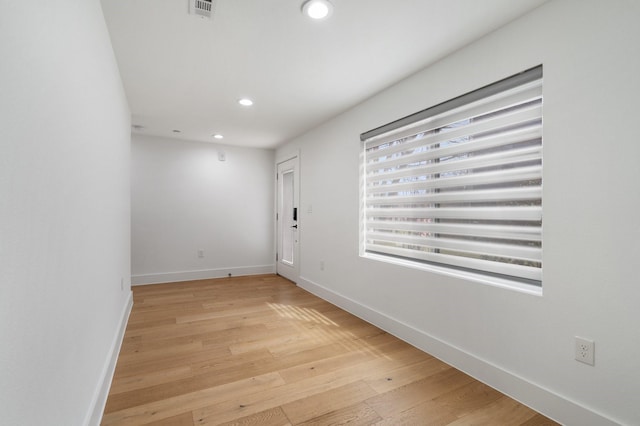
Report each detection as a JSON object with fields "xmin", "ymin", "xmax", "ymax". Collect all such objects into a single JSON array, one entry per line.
[
  {"xmin": 238, "ymin": 98, "xmax": 254, "ymax": 107},
  {"xmin": 301, "ymin": 0, "xmax": 333, "ymax": 20},
  {"xmin": 213, "ymin": 134, "xmax": 224, "ymax": 139}
]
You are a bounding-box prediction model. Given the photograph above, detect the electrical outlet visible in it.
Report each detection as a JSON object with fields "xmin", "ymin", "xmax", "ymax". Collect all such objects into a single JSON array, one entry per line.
[
  {"xmin": 198, "ymin": 249, "xmax": 204, "ymax": 258},
  {"xmin": 575, "ymin": 337, "xmax": 595, "ymax": 365},
  {"xmin": 320, "ymin": 260, "xmax": 325, "ymax": 271}
]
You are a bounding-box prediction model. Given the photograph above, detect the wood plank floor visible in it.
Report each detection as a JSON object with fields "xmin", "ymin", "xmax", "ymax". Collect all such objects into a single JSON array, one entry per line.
[{"xmin": 102, "ymin": 274, "xmax": 557, "ymax": 425}]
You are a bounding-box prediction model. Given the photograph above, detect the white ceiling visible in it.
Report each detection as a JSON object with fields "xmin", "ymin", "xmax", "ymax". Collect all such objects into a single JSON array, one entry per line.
[{"xmin": 101, "ymin": 0, "xmax": 547, "ymax": 149}]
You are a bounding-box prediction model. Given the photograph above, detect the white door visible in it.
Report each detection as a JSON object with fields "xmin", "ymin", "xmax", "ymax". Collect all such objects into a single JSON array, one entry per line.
[{"xmin": 276, "ymin": 157, "xmax": 299, "ymax": 282}]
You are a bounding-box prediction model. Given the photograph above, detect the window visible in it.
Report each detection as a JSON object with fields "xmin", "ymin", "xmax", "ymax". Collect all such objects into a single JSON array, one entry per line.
[{"xmin": 361, "ymin": 66, "xmax": 542, "ymax": 286}]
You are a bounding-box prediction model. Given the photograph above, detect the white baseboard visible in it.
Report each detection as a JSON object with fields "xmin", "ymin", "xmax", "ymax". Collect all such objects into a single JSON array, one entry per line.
[
  {"xmin": 298, "ymin": 276, "xmax": 617, "ymax": 426},
  {"xmin": 131, "ymin": 264, "xmax": 276, "ymax": 286},
  {"xmin": 85, "ymin": 290, "xmax": 133, "ymax": 426}
]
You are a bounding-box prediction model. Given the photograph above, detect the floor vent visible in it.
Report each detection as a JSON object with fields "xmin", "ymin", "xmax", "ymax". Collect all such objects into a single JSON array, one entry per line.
[{"xmin": 190, "ymin": 0, "xmax": 215, "ymax": 19}]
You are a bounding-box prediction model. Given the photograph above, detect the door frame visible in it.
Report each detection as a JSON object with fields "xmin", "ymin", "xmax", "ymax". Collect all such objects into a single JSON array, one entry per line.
[{"xmin": 275, "ymin": 152, "xmax": 300, "ymax": 283}]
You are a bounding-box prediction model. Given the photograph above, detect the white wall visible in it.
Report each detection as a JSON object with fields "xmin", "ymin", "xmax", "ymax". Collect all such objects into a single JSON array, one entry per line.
[
  {"xmin": 277, "ymin": 1, "xmax": 640, "ymax": 424},
  {"xmin": 0, "ymin": 1, "xmax": 131, "ymax": 425},
  {"xmin": 131, "ymin": 134, "xmax": 274, "ymax": 284}
]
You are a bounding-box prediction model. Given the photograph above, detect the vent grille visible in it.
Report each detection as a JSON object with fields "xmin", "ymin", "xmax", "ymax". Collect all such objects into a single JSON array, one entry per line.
[{"xmin": 190, "ymin": 0, "xmax": 215, "ymax": 18}]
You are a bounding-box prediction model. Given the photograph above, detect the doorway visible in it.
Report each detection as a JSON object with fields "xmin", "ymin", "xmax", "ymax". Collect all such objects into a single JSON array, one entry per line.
[{"xmin": 276, "ymin": 156, "xmax": 299, "ymax": 282}]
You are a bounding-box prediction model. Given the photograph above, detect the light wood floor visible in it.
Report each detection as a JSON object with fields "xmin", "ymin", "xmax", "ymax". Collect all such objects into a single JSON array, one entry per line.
[{"xmin": 102, "ymin": 274, "xmax": 557, "ymax": 426}]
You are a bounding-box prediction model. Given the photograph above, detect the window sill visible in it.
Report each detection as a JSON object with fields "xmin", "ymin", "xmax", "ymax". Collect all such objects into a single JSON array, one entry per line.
[{"xmin": 361, "ymin": 252, "xmax": 543, "ymax": 296}]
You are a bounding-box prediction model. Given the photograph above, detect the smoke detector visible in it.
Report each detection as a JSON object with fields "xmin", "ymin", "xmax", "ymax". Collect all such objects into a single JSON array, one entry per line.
[{"xmin": 190, "ymin": 0, "xmax": 215, "ymax": 19}]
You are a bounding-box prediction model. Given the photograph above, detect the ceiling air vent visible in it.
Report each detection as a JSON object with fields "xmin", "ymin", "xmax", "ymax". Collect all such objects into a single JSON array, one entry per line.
[{"xmin": 190, "ymin": 0, "xmax": 215, "ymax": 19}]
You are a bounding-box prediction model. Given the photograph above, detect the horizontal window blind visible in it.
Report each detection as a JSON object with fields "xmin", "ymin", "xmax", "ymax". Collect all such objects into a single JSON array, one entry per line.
[{"xmin": 362, "ymin": 66, "xmax": 542, "ymax": 285}]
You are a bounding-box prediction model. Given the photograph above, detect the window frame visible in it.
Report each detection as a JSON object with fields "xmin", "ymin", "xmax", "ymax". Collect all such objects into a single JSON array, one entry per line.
[{"xmin": 360, "ymin": 66, "xmax": 543, "ymax": 290}]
